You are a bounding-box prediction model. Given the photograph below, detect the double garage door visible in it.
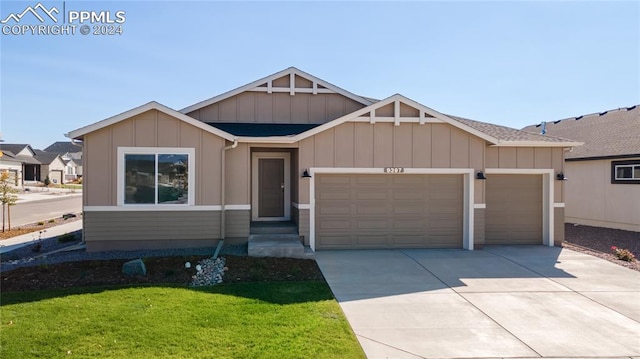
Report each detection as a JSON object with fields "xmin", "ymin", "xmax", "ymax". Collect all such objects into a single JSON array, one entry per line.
[{"xmin": 315, "ymin": 174, "xmax": 463, "ymax": 249}]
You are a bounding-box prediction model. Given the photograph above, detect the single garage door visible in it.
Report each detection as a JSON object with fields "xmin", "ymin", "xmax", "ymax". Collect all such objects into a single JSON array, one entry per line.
[
  {"xmin": 49, "ymin": 170, "xmax": 63, "ymax": 185},
  {"xmin": 485, "ymin": 174, "xmax": 542, "ymax": 245},
  {"xmin": 315, "ymin": 174, "xmax": 463, "ymax": 249}
]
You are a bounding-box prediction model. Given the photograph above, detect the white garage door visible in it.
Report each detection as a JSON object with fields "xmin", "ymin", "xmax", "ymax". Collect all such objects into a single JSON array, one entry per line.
[{"xmin": 315, "ymin": 174, "xmax": 463, "ymax": 249}]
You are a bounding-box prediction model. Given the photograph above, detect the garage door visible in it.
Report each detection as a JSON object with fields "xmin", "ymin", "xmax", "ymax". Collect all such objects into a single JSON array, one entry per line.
[
  {"xmin": 49, "ymin": 170, "xmax": 63, "ymax": 185},
  {"xmin": 315, "ymin": 174, "xmax": 463, "ymax": 249},
  {"xmin": 485, "ymin": 174, "xmax": 542, "ymax": 245}
]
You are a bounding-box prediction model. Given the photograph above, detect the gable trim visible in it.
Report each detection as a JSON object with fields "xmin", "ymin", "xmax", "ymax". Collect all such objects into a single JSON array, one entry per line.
[
  {"xmin": 179, "ymin": 67, "xmax": 374, "ymax": 114},
  {"xmin": 67, "ymin": 101, "xmax": 236, "ymax": 141}
]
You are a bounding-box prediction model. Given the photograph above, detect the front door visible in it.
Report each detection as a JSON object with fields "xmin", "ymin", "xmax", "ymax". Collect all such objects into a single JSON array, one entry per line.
[{"xmin": 251, "ymin": 152, "xmax": 291, "ymax": 221}]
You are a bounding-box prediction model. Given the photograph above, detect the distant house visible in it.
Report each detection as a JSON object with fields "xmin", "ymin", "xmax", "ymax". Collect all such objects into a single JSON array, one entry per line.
[
  {"xmin": 0, "ymin": 144, "xmax": 66, "ymax": 185},
  {"xmin": 44, "ymin": 141, "xmax": 82, "ymax": 181},
  {"xmin": 523, "ymin": 105, "xmax": 639, "ymax": 232}
]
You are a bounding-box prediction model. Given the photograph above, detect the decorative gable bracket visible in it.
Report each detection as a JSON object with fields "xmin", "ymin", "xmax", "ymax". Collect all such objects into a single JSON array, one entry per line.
[{"xmin": 353, "ymin": 98, "xmax": 444, "ymax": 126}]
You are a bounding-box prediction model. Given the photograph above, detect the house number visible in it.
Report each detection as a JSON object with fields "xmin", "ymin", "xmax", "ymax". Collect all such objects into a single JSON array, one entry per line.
[{"xmin": 384, "ymin": 167, "xmax": 404, "ymax": 173}]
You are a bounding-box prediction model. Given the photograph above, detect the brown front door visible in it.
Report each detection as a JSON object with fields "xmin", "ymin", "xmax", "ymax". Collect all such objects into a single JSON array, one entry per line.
[{"xmin": 258, "ymin": 158, "xmax": 285, "ymax": 217}]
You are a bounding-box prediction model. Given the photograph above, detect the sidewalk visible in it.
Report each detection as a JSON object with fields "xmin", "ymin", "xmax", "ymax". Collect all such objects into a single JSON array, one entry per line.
[
  {"xmin": 15, "ymin": 186, "xmax": 82, "ymax": 204},
  {"xmin": 0, "ymin": 220, "xmax": 83, "ymax": 254}
]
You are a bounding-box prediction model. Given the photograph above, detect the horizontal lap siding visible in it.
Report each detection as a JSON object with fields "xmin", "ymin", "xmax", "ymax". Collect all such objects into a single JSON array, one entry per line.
[
  {"xmin": 84, "ymin": 211, "xmax": 221, "ymax": 242},
  {"xmin": 225, "ymin": 210, "xmax": 250, "ymax": 238},
  {"xmin": 316, "ymin": 174, "xmax": 463, "ymax": 249}
]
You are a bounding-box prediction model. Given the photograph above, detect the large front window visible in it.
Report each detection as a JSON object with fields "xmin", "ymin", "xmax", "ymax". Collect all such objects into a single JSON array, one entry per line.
[{"xmin": 119, "ymin": 148, "xmax": 194, "ymax": 205}]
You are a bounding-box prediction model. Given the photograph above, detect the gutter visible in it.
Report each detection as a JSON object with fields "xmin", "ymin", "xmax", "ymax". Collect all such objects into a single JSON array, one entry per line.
[{"xmin": 213, "ymin": 138, "xmax": 238, "ymax": 259}]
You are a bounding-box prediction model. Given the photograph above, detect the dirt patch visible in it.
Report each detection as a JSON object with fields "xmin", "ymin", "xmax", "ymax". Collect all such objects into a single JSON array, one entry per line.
[
  {"xmin": 0, "ymin": 255, "xmax": 324, "ymax": 292},
  {"xmin": 0, "ymin": 215, "xmax": 81, "ymax": 240},
  {"xmin": 564, "ymin": 223, "xmax": 640, "ymax": 272}
]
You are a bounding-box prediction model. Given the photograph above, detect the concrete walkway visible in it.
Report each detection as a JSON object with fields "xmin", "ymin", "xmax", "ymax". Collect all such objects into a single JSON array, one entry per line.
[
  {"xmin": 316, "ymin": 246, "xmax": 640, "ymax": 359},
  {"xmin": 0, "ymin": 220, "xmax": 82, "ymax": 254}
]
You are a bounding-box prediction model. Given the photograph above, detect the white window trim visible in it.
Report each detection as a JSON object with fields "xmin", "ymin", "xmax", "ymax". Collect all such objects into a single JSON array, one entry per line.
[
  {"xmin": 117, "ymin": 147, "xmax": 195, "ymax": 207},
  {"xmin": 614, "ymin": 164, "xmax": 640, "ymax": 180}
]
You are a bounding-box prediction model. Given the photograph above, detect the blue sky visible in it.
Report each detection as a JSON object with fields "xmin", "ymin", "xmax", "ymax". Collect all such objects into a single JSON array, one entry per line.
[{"xmin": 1, "ymin": 0, "xmax": 638, "ymax": 149}]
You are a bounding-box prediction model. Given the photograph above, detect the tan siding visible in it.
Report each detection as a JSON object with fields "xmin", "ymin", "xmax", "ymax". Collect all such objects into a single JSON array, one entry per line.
[
  {"xmin": 226, "ymin": 143, "xmax": 249, "ymax": 204},
  {"xmin": 272, "ymin": 75, "xmax": 289, "ymax": 87},
  {"xmin": 431, "ymin": 124, "xmax": 451, "ymax": 167},
  {"xmin": 134, "ymin": 113, "xmax": 156, "ymax": 147},
  {"xmin": 474, "ymin": 208, "xmax": 485, "ymax": 247},
  {"xmin": 334, "ymin": 123, "xmax": 354, "ymax": 167},
  {"xmin": 486, "ymin": 174, "xmax": 543, "ymax": 244},
  {"xmin": 498, "ymin": 148, "xmax": 517, "ymax": 168},
  {"xmin": 298, "ymin": 138, "xmax": 314, "ymax": 204},
  {"xmin": 354, "ymin": 123, "xmax": 374, "ymax": 167},
  {"xmin": 237, "ymin": 92, "xmax": 256, "ymax": 122},
  {"xmin": 400, "ymin": 103, "xmax": 419, "ymax": 117},
  {"xmin": 295, "ymin": 75, "xmax": 312, "ymax": 88},
  {"xmin": 314, "ymin": 129, "xmax": 335, "ymax": 166},
  {"xmin": 393, "ymin": 125, "xmax": 413, "ymax": 167},
  {"xmin": 373, "ymin": 123, "xmax": 393, "ymax": 167},
  {"xmin": 486, "ymin": 147, "xmax": 499, "ymax": 168},
  {"xmin": 225, "ymin": 210, "xmax": 250, "ymax": 238},
  {"xmin": 257, "ymin": 93, "xmax": 273, "ymax": 122},
  {"xmin": 376, "ymin": 103, "xmax": 394, "ymax": 117},
  {"xmin": 219, "ymin": 95, "xmax": 237, "ymax": 121},
  {"xmin": 85, "ymin": 128, "xmax": 112, "ymax": 205},
  {"xmin": 552, "ymin": 148, "xmax": 564, "ymax": 202},
  {"xmin": 274, "ymin": 93, "xmax": 291, "ymax": 123},
  {"xmin": 290, "ymin": 150, "xmax": 299, "ymax": 203},
  {"xmin": 412, "ymin": 124, "xmax": 432, "ymax": 167},
  {"xmin": 299, "ymin": 209, "xmax": 310, "ymax": 245},
  {"xmin": 201, "ymin": 103, "xmax": 219, "ymax": 122},
  {"xmin": 309, "ymin": 95, "xmax": 326, "ymax": 123},
  {"xmin": 291, "ymin": 94, "xmax": 309, "ymax": 123},
  {"xmin": 450, "ymin": 128, "xmax": 469, "ymax": 168},
  {"xmin": 315, "ymin": 174, "xmax": 463, "ymax": 249},
  {"xmin": 534, "ymin": 147, "xmax": 552, "ymax": 168},
  {"xmin": 517, "ymin": 148, "xmax": 535, "ymax": 168}
]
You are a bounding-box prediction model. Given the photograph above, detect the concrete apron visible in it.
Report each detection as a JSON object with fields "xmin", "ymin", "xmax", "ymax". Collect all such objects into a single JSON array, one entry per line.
[{"xmin": 315, "ymin": 246, "xmax": 640, "ymax": 359}]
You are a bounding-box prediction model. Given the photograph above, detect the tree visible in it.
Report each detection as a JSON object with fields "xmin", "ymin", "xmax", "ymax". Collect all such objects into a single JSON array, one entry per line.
[
  {"xmin": 0, "ymin": 171, "xmax": 19, "ymax": 232},
  {"xmin": 44, "ymin": 176, "xmax": 51, "ymax": 187}
]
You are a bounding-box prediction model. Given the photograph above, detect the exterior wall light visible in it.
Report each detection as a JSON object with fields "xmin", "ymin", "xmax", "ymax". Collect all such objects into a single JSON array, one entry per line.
[
  {"xmin": 302, "ymin": 169, "xmax": 312, "ymax": 178},
  {"xmin": 476, "ymin": 171, "xmax": 487, "ymax": 180}
]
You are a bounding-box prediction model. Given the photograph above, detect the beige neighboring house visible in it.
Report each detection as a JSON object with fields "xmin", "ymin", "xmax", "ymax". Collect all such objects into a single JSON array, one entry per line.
[
  {"xmin": 68, "ymin": 67, "xmax": 582, "ymax": 252},
  {"xmin": 0, "ymin": 153, "xmax": 23, "ymax": 186},
  {"xmin": 33, "ymin": 150, "xmax": 66, "ymax": 185},
  {"xmin": 0, "ymin": 144, "xmax": 41, "ymax": 184},
  {"xmin": 523, "ymin": 106, "xmax": 640, "ymax": 232},
  {"xmin": 44, "ymin": 141, "xmax": 83, "ymax": 182}
]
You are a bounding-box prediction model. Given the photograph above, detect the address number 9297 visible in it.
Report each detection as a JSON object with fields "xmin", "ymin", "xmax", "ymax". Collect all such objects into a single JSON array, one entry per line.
[{"xmin": 383, "ymin": 167, "xmax": 404, "ymax": 173}]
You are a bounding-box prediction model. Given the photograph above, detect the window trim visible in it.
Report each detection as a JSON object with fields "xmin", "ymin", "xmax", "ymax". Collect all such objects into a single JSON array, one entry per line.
[
  {"xmin": 611, "ymin": 159, "xmax": 640, "ymax": 184},
  {"xmin": 117, "ymin": 147, "xmax": 196, "ymax": 207}
]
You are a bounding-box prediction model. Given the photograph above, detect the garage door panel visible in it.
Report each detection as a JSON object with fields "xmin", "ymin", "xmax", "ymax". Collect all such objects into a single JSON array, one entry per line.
[
  {"xmin": 316, "ymin": 174, "xmax": 463, "ymax": 249},
  {"xmin": 486, "ymin": 174, "xmax": 542, "ymax": 245}
]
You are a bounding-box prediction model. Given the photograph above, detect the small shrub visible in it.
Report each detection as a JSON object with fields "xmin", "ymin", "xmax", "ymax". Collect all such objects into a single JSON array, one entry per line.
[
  {"xmin": 37, "ymin": 221, "xmax": 45, "ymax": 226},
  {"xmin": 611, "ymin": 246, "xmax": 636, "ymax": 262},
  {"xmin": 48, "ymin": 219, "xmax": 55, "ymax": 223},
  {"xmin": 57, "ymin": 233, "xmax": 76, "ymax": 243}
]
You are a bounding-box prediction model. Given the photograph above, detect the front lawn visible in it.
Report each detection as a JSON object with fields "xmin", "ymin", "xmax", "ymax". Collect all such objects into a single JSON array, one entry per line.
[{"xmin": 1, "ymin": 282, "xmax": 364, "ymax": 359}]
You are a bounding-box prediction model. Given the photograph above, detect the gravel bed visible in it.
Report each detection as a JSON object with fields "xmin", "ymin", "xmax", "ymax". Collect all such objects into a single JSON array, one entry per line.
[
  {"xmin": 564, "ymin": 223, "xmax": 639, "ymax": 272},
  {"xmin": 0, "ymin": 233, "xmax": 247, "ymax": 272}
]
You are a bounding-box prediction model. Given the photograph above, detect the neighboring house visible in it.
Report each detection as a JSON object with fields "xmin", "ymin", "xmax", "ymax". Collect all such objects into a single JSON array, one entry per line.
[
  {"xmin": 44, "ymin": 141, "xmax": 83, "ymax": 181},
  {"xmin": 523, "ymin": 106, "xmax": 639, "ymax": 232},
  {"xmin": 68, "ymin": 67, "xmax": 581, "ymax": 252},
  {"xmin": 0, "ymin": 152, "xmax": 23, "ymax": 186},
  {"xmin": 33, "ymin": 150, "xmax": 66, "ymax": 185},
  {"xmin": 0, "ymin": 144, "xmax": 41, "ymax": 182}
]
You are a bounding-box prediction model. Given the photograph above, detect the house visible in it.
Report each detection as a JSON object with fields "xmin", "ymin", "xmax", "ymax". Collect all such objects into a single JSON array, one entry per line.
[
  {"xmin": 67, "ymin": 67, "xmax": 582, "ymax": 252},
  {"xmin": 523, "ymin": 106, "xmax": 639, "ymax": 232},
  {"xmin": 0, "ymin": 151, "xmax": 23, "ymax": 186},
  {"xmin": 0, "ymin": 144, "xmax": 41, "ymax": 183},
  {"xmin": 33, "ymin": 150, "xmax": 67, "ymax": 185},
  {"xmin": 44, "ymin": 141, "xmax": 83, "ymax": 181}
]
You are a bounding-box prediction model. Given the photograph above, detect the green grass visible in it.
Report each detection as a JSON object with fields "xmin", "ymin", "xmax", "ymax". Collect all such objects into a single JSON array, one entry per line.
[{"xmin": 0, "ymin": 282, "xmax": 364, "ymax": 359}]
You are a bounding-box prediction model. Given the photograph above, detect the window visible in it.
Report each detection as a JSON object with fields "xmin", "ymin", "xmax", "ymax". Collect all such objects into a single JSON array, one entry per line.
[
  {"xmin": 611, "ymin": 160, "xmax": 640, "ymax": 184},
  {"xmin": 118, "ymin": 148, "xmax": 195, "ymax": 205}
]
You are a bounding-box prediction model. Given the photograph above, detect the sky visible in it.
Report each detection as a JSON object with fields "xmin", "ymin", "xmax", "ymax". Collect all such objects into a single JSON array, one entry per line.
[{"xmin": 1, "ymin": 0, "xmax": 638, "ymax": 150}]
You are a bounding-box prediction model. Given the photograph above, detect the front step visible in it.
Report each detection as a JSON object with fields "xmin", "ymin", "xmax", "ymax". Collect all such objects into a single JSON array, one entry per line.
[
  {"xmin": 250, "ymin": 221, "xmax": 298, "ymax": 234},
  {"xmin": 248, "ymin": 234, "xmax": 314, "ymax": 259}
]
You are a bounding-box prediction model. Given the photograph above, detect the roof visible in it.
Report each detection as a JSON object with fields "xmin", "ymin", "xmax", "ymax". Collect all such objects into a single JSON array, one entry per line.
[
  {"xmin": 33, "ymin": 150, "xmax": 62, "ymax": 165},
  {"xmin": 44, "ymin": 141, "xmax": 81, "ymax": 154},
  {"xmin": 450, "ymin": 115, "xmax": 580, "ymax": 145},
  {"xmin": 0, "ymin": 144, "xmax": 40, "ymax": 164},
  {"xmin": 0, "ymin": 144, "xmax": 31, "ymax": 155},
  {"xmin": 522, "ymin": 105, "xmax": 639, "ymax": 159},
  {"xmin": 207, "ymin": 123, "xmax": 322, "ymax": 137},
  {"xmin": 179, "ymin": 67, "xmax": 374, "ymax": 114}
]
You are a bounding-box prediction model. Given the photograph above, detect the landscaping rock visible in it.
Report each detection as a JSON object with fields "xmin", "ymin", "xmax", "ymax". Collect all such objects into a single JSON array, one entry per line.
[
  {"xmin": 122, "ymin": 258, "xmax": 147, "ymax": 276},
  {"xmin": 190, "ymin": 257, "xmax": 226, "ymax": 286}
]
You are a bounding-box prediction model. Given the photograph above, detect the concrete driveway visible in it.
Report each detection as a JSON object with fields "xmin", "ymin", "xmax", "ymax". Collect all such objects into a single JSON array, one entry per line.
[{"xmin": 315, "ymin": 246, "xmax": 640, "ymax": 359}]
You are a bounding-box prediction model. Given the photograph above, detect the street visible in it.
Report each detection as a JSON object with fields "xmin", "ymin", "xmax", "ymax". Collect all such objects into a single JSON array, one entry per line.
[{"xmin": 2, "ymin": 195, "xmax": 82, "ymax": 228}]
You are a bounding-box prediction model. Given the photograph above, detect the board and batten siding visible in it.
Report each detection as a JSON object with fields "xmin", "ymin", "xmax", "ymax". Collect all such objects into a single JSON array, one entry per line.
[
  {"xmin": 297, "ymin": 122, "xmax": 487, "ymax": 205},
  {"xmin": 186, "ymin": 91, "xmax": 365, "ymax": 124}
]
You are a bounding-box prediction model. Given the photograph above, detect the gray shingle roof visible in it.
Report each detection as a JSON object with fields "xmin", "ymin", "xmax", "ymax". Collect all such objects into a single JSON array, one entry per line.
[
  {"xmin": 448, "ymin": 115, "xmax": 579, "ymax": 144},
  {"xmin": 44, "ymin": 141, "xmax": 81, "ymax": 155},
  {"xmin": 522, "ymin": 105, "xmax": 640, "ymax": 159}
]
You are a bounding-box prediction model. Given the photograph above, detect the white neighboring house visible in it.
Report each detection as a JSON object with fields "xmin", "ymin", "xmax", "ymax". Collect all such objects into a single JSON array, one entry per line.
[{"xmin": 0, "ymin": 144, "xmax": 42, "ymax": 184}]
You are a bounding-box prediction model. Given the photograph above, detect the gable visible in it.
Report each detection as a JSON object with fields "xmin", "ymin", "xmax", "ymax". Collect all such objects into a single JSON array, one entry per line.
[{"xmin": 182, "ymin": 67, "xmax": 372, "ymax": 124}]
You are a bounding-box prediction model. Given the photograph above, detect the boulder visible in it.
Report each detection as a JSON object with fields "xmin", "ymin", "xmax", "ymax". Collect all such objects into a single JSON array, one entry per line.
[{"xmin": 122, "ymin": 259, "xmax": 146, "ymax": 276}]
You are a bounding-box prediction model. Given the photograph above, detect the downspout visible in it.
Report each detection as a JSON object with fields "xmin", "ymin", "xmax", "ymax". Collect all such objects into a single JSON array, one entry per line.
[{"xmin": 213, "ymin": 138, "xmax": 238, "ymax": 259}]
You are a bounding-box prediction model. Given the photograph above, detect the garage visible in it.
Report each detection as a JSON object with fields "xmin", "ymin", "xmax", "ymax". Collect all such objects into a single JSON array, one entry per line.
[
  {"xmin": 485, "ymin": 174, "xmax": 543, "ymax": 244},
  {"xmin": 315, "ymin": 174, "xmax": 463, "ymax": 249},
  {"xmin": 49, "ymin": 170, "xmax": 63, "ymax": 185}
]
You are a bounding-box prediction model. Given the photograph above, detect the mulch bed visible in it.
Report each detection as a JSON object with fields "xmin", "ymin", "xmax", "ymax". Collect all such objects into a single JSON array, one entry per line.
[
  {"xmin": 0, "ymin": 256, "xmax": 324, "ymax": 293},
  {"xmin": 0, "ymin": 215, "xmax": 81, "ymax": 240},
  {"xmin": 1, "ymin": 223, "xmax": 637, "ymax": 293},
  {"xmin": 563, "ymin": 223, "xmax": 640, "ymax": 272}
]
